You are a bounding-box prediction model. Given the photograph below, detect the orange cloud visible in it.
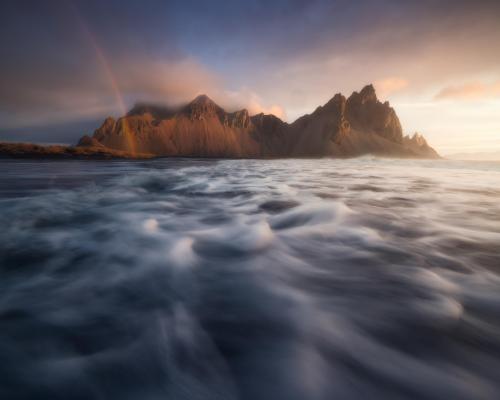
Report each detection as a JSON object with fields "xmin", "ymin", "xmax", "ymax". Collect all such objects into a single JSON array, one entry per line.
[
  {"xmin": 247, "ymin": 101, "xmax": 286, "ymax": 120},
  {"xmin": 222, "ymin": 89, "xmax": 286, "ymax": 120},
  {"xmin": 0, "ymin": 56, "xmax": 222, "ymax": 128},
  {"xmin": 374, "ymin": 78, "xmax": 409, "ymax": 98},
  {"xmin": 120, "ymin": 59, "xmax": 221, "ymax": 105},
  {"xmin": 435, "ymin": 81, "xmax": 500, "ymax": 100}
]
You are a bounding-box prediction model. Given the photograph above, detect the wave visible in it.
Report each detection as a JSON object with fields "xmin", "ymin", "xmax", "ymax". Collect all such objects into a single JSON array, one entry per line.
[{"xmin": 0, "ymin": 158, "xmax": 500, "ymax": 399}]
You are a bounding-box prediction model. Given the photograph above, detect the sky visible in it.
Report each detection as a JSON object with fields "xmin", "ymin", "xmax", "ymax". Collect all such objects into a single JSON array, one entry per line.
[{"xmin": 1, "ymin": 0, "xmax": 499, "ymax": 154}]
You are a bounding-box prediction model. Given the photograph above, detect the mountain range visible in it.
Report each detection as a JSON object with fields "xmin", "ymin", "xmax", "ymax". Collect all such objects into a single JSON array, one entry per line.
[{"xmin": 77, "ymin": 84, "xmax": 439, "ymax": 159}]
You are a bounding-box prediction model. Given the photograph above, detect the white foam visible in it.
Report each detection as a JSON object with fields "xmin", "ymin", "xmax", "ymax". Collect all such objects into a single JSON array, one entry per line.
[
  {"xmin": 168, "ymin": 237, "xmax": 197, "ymax": 268},
  {"xmin": 143, "ymin": 218, "xmax": 159, "ymax": 233},
  {"xmin": 270, "ymin": 201, "xmax": 352, "ymax": 231},
  {"xmin": 234, "ymin": 220, "xmax": 274, "ymax": 251},
  {"xmin": 413, "ymin": 295, "xmax": 464, "ymax": 322},
  {"xmin": 413, "ymin": 269, "xmax": 459, "ymax": 293}
]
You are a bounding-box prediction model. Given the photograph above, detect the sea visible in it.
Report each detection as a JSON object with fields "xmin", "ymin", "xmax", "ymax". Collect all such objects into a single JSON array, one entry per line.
[{"xmin": 1, "ymin": 157, "xmax": 500, "ymax": 399}]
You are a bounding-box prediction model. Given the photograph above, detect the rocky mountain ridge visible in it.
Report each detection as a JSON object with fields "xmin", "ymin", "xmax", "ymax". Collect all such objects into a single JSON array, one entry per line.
[{"xmin": 78, "ymin": 85, "xmax": 440, "ymax": 159}]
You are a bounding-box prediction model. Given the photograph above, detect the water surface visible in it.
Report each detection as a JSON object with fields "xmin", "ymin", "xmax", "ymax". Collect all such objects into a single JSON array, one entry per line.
[{"xmin": 1, "ymin": 158, "xmax": 500, "ymax": 399}]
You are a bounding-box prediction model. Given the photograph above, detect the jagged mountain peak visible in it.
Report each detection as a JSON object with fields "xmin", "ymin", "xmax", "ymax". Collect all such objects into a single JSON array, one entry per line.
[
  {"xmin": 405, "ymin": 132, "xmax": 428, "ymax": 146},
  {"xmin": 360, "ymin": 84, "xmax": 376, "ymax": 97},
  {"xmin": 190, "ymin": 94, "xmax": 215, "ymax": 104},
  {"xmin": 323, "ymin": 92, "xmax": 347, "ymax": 111},
  {"xmin": 183, "ymin": 94, "xmax": 224, "ymax": 118},
  {"xmin": 82, "ymin": 84, "xmax": 439, "ymax": 159},
  {"xmin": 349, "ymin": 84, "xmax": 378, "ymax": 104},
  {"xmin": 189, "ymin": 94, "xmax": 218, "ymax": 107}
]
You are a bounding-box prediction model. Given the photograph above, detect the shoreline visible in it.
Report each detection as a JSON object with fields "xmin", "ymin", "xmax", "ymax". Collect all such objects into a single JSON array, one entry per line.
[{"xmin": 0, "ymin": 142, "xmax": 443, "ymax": 161}]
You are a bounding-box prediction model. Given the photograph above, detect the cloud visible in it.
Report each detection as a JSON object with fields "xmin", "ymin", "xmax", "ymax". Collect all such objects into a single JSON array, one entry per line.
[
  {"xmin": 434, "ymin": 81, "xmax": 500, "ymax": 100},
  {"xmin": 219, "ymin": 0, "xmax": 500, "ymax": 120},
  {"xmin": 375, "ymin": 78, "xmax": 409, "ymax": 99},
  {"xmin": 0, "ymin": 55, "xmax": 222, "ymax": 128},
  {"xmin": 2, "ymin": 0, "xmax": 500, "ymax": 149},
  {"xmin": 245, "ymin": 100, "xmax": 286, "ymax": 120},
  {"xmin": 119, "ymin": 64, "xmax": 287, "ymax": 119},
  {"xmin": 0, "ymin": 51, "xmax": 288, "ymax": 130},
  {"xmin": 0, "ymin": 0, "xmax": 221, "ymax": 128},
  {"xmin": 117, "ymin": 59, "xmax": 222, "ymax": 106},
  {"xmin": 220, "ymin": 88, "xmax": 286, "ymax": 120}
]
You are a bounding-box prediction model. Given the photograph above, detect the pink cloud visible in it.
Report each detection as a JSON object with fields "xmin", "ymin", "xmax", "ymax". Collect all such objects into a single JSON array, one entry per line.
[
  {"xmin": 375, "ymin": 78, "xmax": 409, "ymax": 98},
  {"xmin": 435, "ymin": 81, "xmax": 500, "ymax": 100},
  {"xmin": 221, "ymin": 88, "xmax": 286, "ymax": 120}
]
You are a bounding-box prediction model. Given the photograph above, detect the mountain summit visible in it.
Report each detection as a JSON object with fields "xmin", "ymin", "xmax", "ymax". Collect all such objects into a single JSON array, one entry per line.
[
  {"xmin": 183, "ymin": 95, "xmax": 224, "ymax": 119},
  {"xmin": 78, "ymin": 85, "xmax": 439, "ymax": 159}
]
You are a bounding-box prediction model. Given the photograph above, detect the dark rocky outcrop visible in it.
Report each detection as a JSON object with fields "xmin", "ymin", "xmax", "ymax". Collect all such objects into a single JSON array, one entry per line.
[
  {"xmin": 403, "ymin": 133, "xmax": 440, "ymax": 158},
  {"xmin": 346, "ymin": 84, "xmax": 403, "ymax": 144},
  {"xmin": 78, "ymin": 85, "xmax": 440, "ymax": 159},
  {"xmin": 0, "ymin": 142, "xmax": 154, "ymax": 159},
  {"xmin": 77, "ymin": 135, "xmax": 105, "ymax": 148}
]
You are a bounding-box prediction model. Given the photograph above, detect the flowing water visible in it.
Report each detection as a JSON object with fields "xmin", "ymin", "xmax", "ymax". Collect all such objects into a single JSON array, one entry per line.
[{"xmin": 1, "ymin": 157, "xmax": 500, "ymax": 400}]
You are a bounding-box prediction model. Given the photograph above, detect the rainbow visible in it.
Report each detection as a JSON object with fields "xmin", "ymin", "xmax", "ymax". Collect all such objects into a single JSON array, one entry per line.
[{"xmin": 72, "ymin": 5, "xmax": 137, "ymax": 155}]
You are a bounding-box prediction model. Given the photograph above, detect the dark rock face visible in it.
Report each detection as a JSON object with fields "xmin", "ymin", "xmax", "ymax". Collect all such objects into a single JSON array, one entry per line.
[
  {"xmin": 77, "ymin": 135, "xmax": 105, "ymax": 148},
  {"xmin": 403, "ymin": 133, "xmax": 440, "ymax": 158},
  {"xmin": 346, "ymin": 84, "xmax": 403, "ymax": 144},
  {"xmin": 183, "ymin": 94, "xmax": 225, "ymax": 121},
  {"xmin": 250, "ymin": 113, "xmax": 290, "ymax": 156},
  {"xmin": 287, "ymin": 93, "xmax": 351, "ymax": 156},
  {"xmin": 79, "ymin": 85, "xmax": 440, "ymax": 159}
]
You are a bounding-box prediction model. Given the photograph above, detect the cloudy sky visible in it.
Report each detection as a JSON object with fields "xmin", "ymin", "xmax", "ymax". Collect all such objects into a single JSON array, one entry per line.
[{"xmin": 1, "ymin": 0, "xmax": 499, "ymax": 154}]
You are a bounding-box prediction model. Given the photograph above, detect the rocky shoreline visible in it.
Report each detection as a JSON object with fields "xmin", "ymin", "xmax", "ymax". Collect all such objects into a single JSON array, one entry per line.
[{"xmin": 0, "ymin": 142, "xmax": 154, "ymax": 160}]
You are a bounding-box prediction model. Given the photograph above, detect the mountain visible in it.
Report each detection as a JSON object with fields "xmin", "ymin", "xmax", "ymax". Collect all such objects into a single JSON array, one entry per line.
[{"xmin": 77, "ymin": 85, "xmax": 439, "ymax": 159}]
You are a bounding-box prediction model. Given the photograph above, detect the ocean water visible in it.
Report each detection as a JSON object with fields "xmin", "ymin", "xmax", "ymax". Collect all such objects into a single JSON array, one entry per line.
[{"xmin": 1, "ymin": 157, "xmax": 500, "ymax": 400}]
